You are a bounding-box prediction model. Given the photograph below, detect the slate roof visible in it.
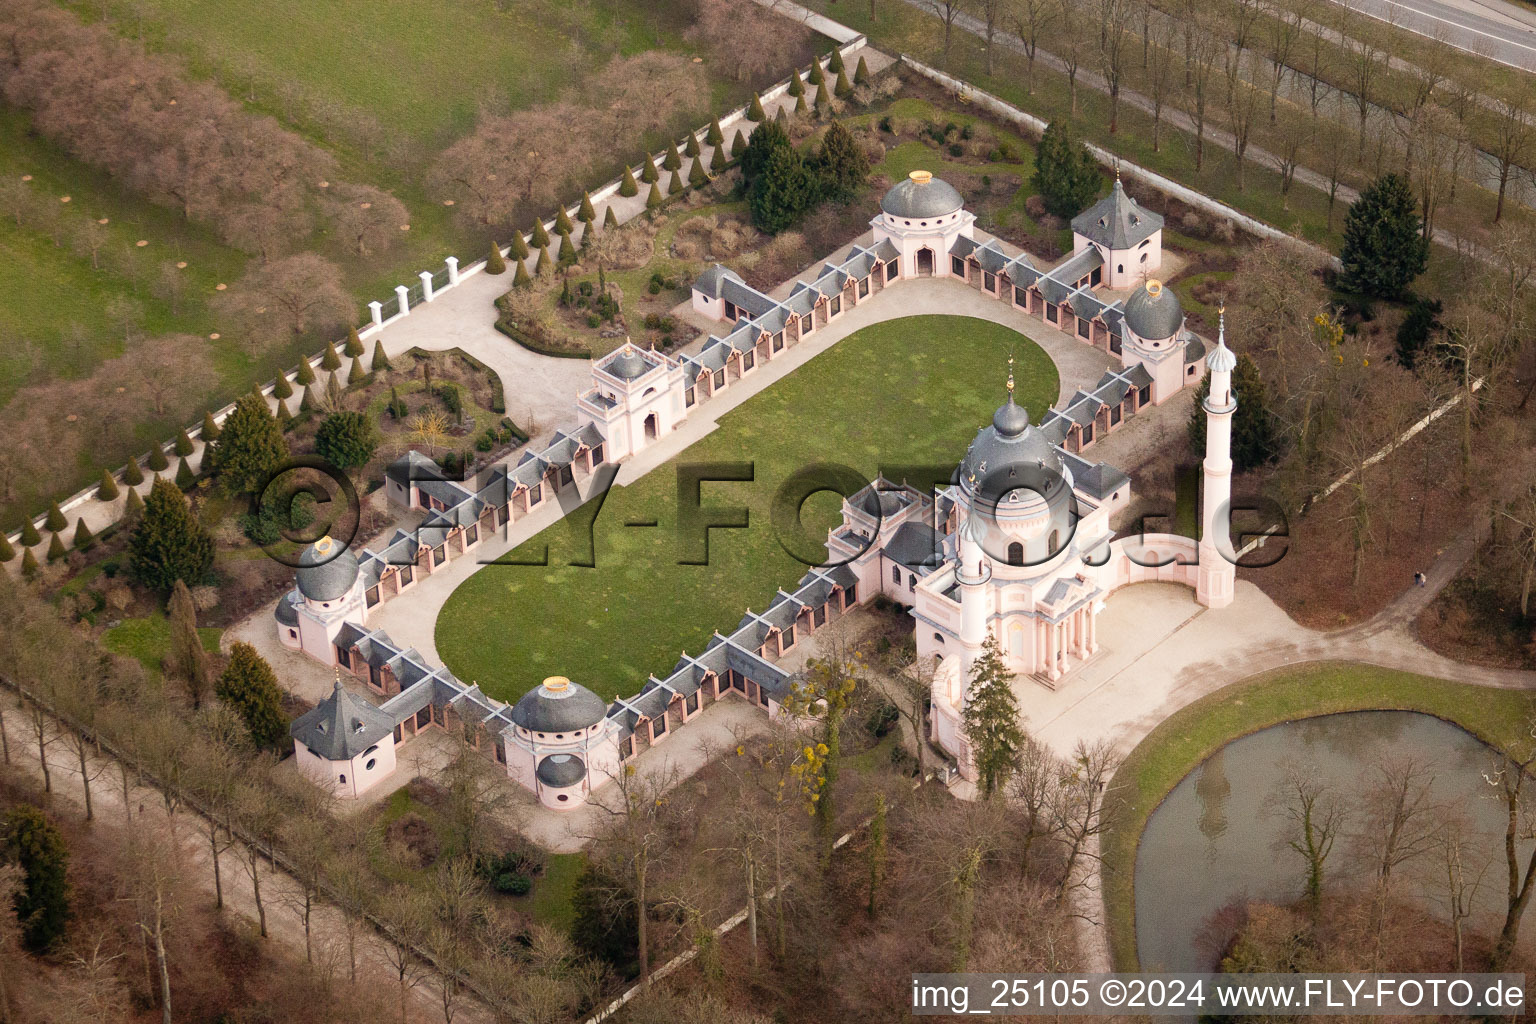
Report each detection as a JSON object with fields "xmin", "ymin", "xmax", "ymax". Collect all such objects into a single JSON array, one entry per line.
[
  {"xmin": 291, "ymin": 680, "xmax": 394, "ymax": 761},
  {"xmin": 537, "ymin": 754, "xmax": 587, "ymax": 787},
  {"xmin": 884, "ymin": 522, "xmax": 945, "ymax": 572},
  {"xmin": 296, "ymin": 537, "xmax": 360, "ymax": 602},
  {"xmin": 692, "ymin": 264, "xmax": 744, "ymax": 298},
  {"xmin": 1070, "ymin": 179, "xmax": 1163, "ymax": 250},
  {"xmin": 881, "ymin": 172, "xmax": 964, "ymax": 218},
  {"xmin": 1123, "ymin": 280, "xmax": 1185, "ymax": 341}
]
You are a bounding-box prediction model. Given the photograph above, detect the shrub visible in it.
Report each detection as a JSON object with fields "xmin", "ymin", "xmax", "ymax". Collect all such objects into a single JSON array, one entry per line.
[
  {"xmin": 97, "ymin": 469, "xmax": 120, "ymax": 501},
  {"xmin": 710, "ymin": 144, "xmax": 727, "ymax": 173},
  {"xmin": 344, "ymin": 326, "xmax": 364, "ymax": 358},
  {"xmin": 731, "ymin": 128, "xmax": 748, "ymax": 159},
  {"xmin": 348, "ymin": 356, "xmax": 367, "ymax": 385},
  {"xmin": 579, "ymin": 192, "xmax": 596, "ymax": 223},
  {"xmin": 0, "ymin": 532, "xmax": 13, "ymax": 562},
  {"xmin": 787, "ymin": 73, "xmax": 804, "ymax": 98},
  {"xmin": 509, "ymin": 231, "xmax": 530, "ymax": 262},
  {"xmin": 174, "ymin": 457, "xmax": 194, "ymax": 489},
  {"xmin": 320, "ymin": 340, "xmax": 342, "ymax": 372},
  {"xmin": 558, "ymin": 231, "xmax": 578, "ymax": 265},
  {"xmin": 46, "ymin": 531, "xmax": 66, "ymax": 561},
  {"xmin": 123, "ymin": 459, "xmax": 144, "ymax": 487},
  {"xmin": 641, "ymin": 155, "xmax": 659, "ymax": 184},
  {"xmin": 174, "ymin": 428, "xmax": 195, "ymax": 457},
  {"xmin": 604, "ymin": 205, "xmax": 619, "ymax": 229},
  {"xmin": 295, "ymin": 358, "xmax": 316, "ymax": 386},
  {"xmin": 387, "ymin": 387, "xmax": 409, "ymax": 420},
  {"xmin": 123, "ymin": 487, "xmax": 144, "ymax": 522},
  {"xmin": 201, "ymin": 412, "xmax": 222, "ymax": 442},
  {"xmin": 497, "ymin": 873, "xmax": 533, "ymax": 896},
  {"xmin": 855, "ymin": 55, "xmax": 870, "ymax": 85},
  {"xmin": 834, "ymin": 69, "xmax": 853, "ymax": 99},
  {"xmin": 271, "ymin": 373, "xmax": 293, "ymax": 403},
  {"xmin": 147, "ymin": 446, "xmax": 169, "ymax": 473},
  {"xmin": 748, "ymin": 94, "xmax": 766, "ymax": 122},
  {"xmin": 21, "ymin": 548, "xmax": 39, "ymax": 578},
  {"xmin": 513, "ymin": 257, "xmax": 532, "ymax": 288},
  {"xmin": 867, "ymin": 699, "xmax": 899, "ymax": 737},
  {"xmin": 689, "ymin": 158, "xmax": 709, "ymax": 188},
  {"xmin": 808, "ymin": 60, "xmax": 824, "ymax": 85},
  {"xmin": 663, "ymin": 140, "xmax": 682, "ymax": 171},
  {"xmin": 815, "ymin": 82, "xmax": 831, "ymax": 108},
  {"xmin": 436, "ymin": 382, "xmax": 463, "ymax": 418},
  {"xmin": 795, "ymin": 94, "xmax": 808, "ymax": 115},
  {"xmin": 684, "ymin": 133, "xmax": 700, "ymax": 159},
  {"xmin": 535, "ymin": 244, "xmax": 553, "ymax": 276},
  {"xmin": 668, "ymin": 171, "xmax": 684, "ymax": 196},
  {"xmin": 371, "ymin": 341, "xmax": 393, "ymax": 372},
  {"xmin": 486, "ymin": 241, "xmax": 507, "ymax": 274},
  {"xmin": 45, "ymin": 501, "xmax": 66, "ymax": 533},
  {"xmin": 619, "ymin": 166, "xmax": 639, "ymax": 197},
  {"xmin": 531, "ymin": 219, "xmax": 551, "ymax": 249},
  {"xmin": 70, "ymin": 519, "xmax": 92, "ymax": 555}
]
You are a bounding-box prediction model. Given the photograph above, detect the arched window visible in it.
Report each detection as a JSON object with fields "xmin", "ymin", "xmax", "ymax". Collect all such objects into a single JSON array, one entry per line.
[
  {"xmin": 338, "ymin": 774, "xmax": 347, "ymax": 785},
  {"xmin": 908, "ymin": 573, "xmax": 916, "ymax": 591},
  {"xmin": 934, "ymin": 632, "xmax": 945, "ymax": 644},
  {"xmin": 892, "ymin": 565, "xmax": 901, "ymax": 584},
  {"xmin": 1007, "ymin": 542, "xmax": 1024, "ymax": 566},
  {"xmin": 1048, "ymin": 530, "xmax": 1060, "ymax": 555},
  {"xmin": 1117, "ymin": 264, "xmax": 1124, "ymax": 274}
]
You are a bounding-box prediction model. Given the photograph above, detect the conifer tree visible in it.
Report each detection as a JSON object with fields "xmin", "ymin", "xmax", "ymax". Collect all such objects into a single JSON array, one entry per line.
[
  {"xmin": 809, "ymin": 60, "xmax": 825, "ymax": 85},
  {"xmin": 867, "ymin": 792, "xmax": 887, "ymax": 917},
  {"xmin": 710, "ymin": 144, "xmax": 727, "ymax": 173},
  {"xmin": 834, "ymin": 69, "xmax": 853, "ymax": 98},
  {"xmin": 295, "ymin": 358, "xmax": 316, "ymax": 386},
  {"xmin": 815, "ymin": 81, "xmax": 832, "ymax": 108},
  {"xmin": 815, "ymin": 120, "xmax": 870, "ymax": 201},
  {"xmin": 46, "ymin": 532, "xmax": 65, "ymax": 562},
  {"xmin": 276, "ymin": 399, "xmax": 293, "ymax": 428},
  {"xmin": 788, "ymin": 73, "xmax": 805, "ymax": 98},
  {"xmin": 123, "ymin": 459, "xmax": 145, "ymax": 487},
  {"xmin": 206, "ymin": 392, "xmax": 287, "ymax": 496},
  {"xmin": 641, "ymin": 155, "xmax": 660, "ymax": 184},
  {"xmin": 174, "ymin": 428, "xmax": 194, "ymax": 457},
  {"xmin": 218, "ymin": 642, "xmax": 290, "ymax": 751},
  {"xmin": 646, "ymin": 182, "xmax": 664, "ymax": 210},
  {"xmin": 123, "ymin": 487, "xmax": 144, "ymax": 522},
  {"xmin": 795, "ymin": 94, "xmax": 809, "ymax": 115},
  {"xmin": 348, "ymin": 356, "xmax": 367, "ymax": 385},
  {"xmin": 73, "ymin": 517, "xmax": 94, "ymax": 552},
  {"xmin": 168, "ymin": 579, "xmax": 212, "ymax": 709},
  {"xmin": 668, "ymin": 171, "xmax": 685, "ymax": 195},
  {"xmin": 749, "ymin": 143, "xmax": 817, "ymax": 233},
  {"xmin": 707, "ymin": 117, "xmax": 724, "ymax": 146},
  {"xmin": 202, "ymin": 411, "xmax": 221, "ymax": 441},
  {"xmin": 19, "ymin": 519, "xmax": 40, "ymax": 548},
  {"xmin": 1, "ymin": 805, "xmax": 70, "ymax": 952},
  {"xmin": 320, "ymin": 339, "xmax": 342, "ymax": 372},
  {"xmin": 513, "ymin": 257, "xmax": 533, "ymax": 288},
  {"xmin": 535, "ymin": 244, "xmax": 553, "ymax": 276},
  {"xmin": 1188, "ymin": 354, "xmax": 1280, "ymax": 471},
  {"xmin": 45, "ymin": 501, "xmax": 66, "ymax": 533},
  {"xmin": 129, "ymin": 479, "xmax": 213, "ymax": 590},
  {"xmin": 0, "ymin": 532, "xmax": 13, "ymax": 562},
  {"xmin": 579, "ymin": 192, "xmax": 596, "ymax": 223},
  {"xmin": 961, "ymin": 636, "xmax": 1025, "ymax": 798},
  {"xmin": 510, "ymin": 231, "xmax": 530, "ymax": 261},
  {"xmin": 1339, "ymin": 172, "xmax": 1430, "ymax": 301},
  {"xmin": 663, "ymin": 140, "xmax": 683, "ymax": 171},
  {"xmin": 175, "ymin": 456, "xmax": 195, "ymax": 489},
  {"xmin": 344, "ymin": 325, "xmax": 364, "ymax": 358},
  {"xmin": 371, "ymin": 341, "xmax": 393, "ymax": 372},
  {"xmin": 558, "ymin": 231, "xmax": 577, "ymax": 265},
  {"xmin": 555, "ymin": 206, "xmax": 574, "ymax": 235},
  {"xmin": 1032, "ymin": 120, "xmax": 1101, "ymax": 218},
  {"xmin": 689, "ymin": 158, "xmax": 709, "ymax": 187},
  {"xmin": 147, "ymin": 446, "xmax": 169, "ymax": 474},
  {"xmin": 532, "ymin": 219, "xmax": 551, "ymax": 249},
  {"xmin": 828, "ymin": 48, "xmax": 844, "ymax": 74},
  {"xmin": 855, "ymin": 55, "xmax": 871, "ymax": 85},
  {"xmin": 619, "ymin": 166, "xmax": 639, "ymax": 197},
  {"xmin": 486, "ymin": 241, "xmax": 507, "ymax": 274},
  {"xmin": 315, "ymin": 410, "xmax": 379, "ymax": 471},
  {"xmin": 731, "ymin": 128, "xmax": 748, "ymax": 159},
  {"xmin": 685, "ymin": 133, "xmax": 701, "ymax": 159},
  {"xmin": 300, "ymin": 383, "xmax": 319, "ymax": 413},
  {"xmin": 21, "ymin": 547, "xmax": 39, "ymax": 578},
  {"xmin": 97, "ymin": 469, "xmax": 120, "ymax": 501},
  {"xmin": 603, "ymin": 205, "xmax": 619, "ymax": 229},
  {"xmin": 748, "ymin": 94, "xmax": 767, "ymax": 122}
]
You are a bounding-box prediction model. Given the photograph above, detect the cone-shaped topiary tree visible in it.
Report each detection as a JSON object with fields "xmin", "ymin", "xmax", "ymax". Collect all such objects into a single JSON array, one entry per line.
[
  {"xmin": 22, "ymin": 547, "xmax": 39, "ymax": 578},
  {"xmin": 276, "ymin": 398, "xmax": 293, "ymax": 427},
  {"xmin": 689, "ymin": 158, "xmax": 709, "ymax": 187},
  {"xmin": 707, "ymin": 117, "xmax": 724, "ymax": 146},
  {"xmin": 646, "ymin": 182, "xmax": 664, "ymax": 209},
  {"xmin": 732, "ymin": 128, "xmax": 749, "ymax": 159},
  {"xmin": 295, "ymin": 358, "xmax": 316, "ymax": 386},
  {"xmin": 748, "ymin": 94, "xmax": 767, "ymax": 122},
  {"xmin": 788, "ymin": 73, "xmax": 805, "ymax": 97},
  {"xmin": 20, "ymin": 519, "xmax": 40, "ymax": 548},
  {"xmin": 513, "ymin": 257, "xmax": 532, "ymax": 288},
  {"xmin": 175, "ymin": 457, "xmax": 195, "ymax": 489},
  {"xmin": 663, "ymin": 140, "xmax": 683, "ymax": 171},
  {"xmin": 271, "ymin": 374, "xmax": 292, "ymax": 403},
  {"xmin": 0, "ymin": 532, "xmax": 13, "ymax": 562},
  {"xmin": 300, "ymin": 383, "xmax": 318, "ymax": 413},
  {"xmin": 829, "ymin": 48, "xmax": 844, "ymax": 74},
  {"xmin": 97, "ymin": 469, "xmax": 120, "ymax": 501},
  {"xmin": 344, "ymin": 326, "xmax": 364, "ymax": 358},
  {"xmin": 855, "ymin": 55, "xmax": 870, "ymax": 85},
  {"xmin": 668, "ymin": 170, "xmax": 685, "ymax": 195},
  {"xmin": 129, "ymin": 477, "xmax": 213, "ymax": 591},
  {"xmin": 535, "ymin": 244, "xmax": 553, "ymax": 276},
  {"xmin": 175, "ymin": 429, "xmax": 194, "ymax": 457},
  {"xmin": 124, "ymin": 487, "xmax": 144, "ymax": 521},
  {"xmin": 795, "ymin": 94, "xmax": 809, "ymax": 115},
  {"xmin": 123, "ymin": 459, "xmax": 144, "ymax": 487},
  {"xmin": 487, "ymin": 241, "xmax": 507, "ymax": 274},
  {"xmin": 580, "ymin": 192, "xmax": 596, "ymax": 223},
  {"xmin": 147, "ymin": 446, "xmax": 169, "ymax": 474},
  {"xmin": 45, "ymin": 501, "xmax": 66, "ymax": 533},
  {"xmin": 510, "ymin": 231, "xmax": 530, "ymax": 261},
  {"xmin": 202, "ymin": 411, "xmax": 221, "ymax": 441},
  {"xmin": 834, "ymin": 69, "xmax": 852, "ymax": 98},
  {"xmin": 558, "ymin": 231, "xmax": 577, "ymax": 265},
  {"xmin": 619, "ymin": 166, "xmax": 639, "ymax": 197},
  {"xmin": 372, "ymin": 341, "xmax": 392, "ymax": 372},
  {"xmin": 46, "ymin": 532, "xmax": 66, "ymax": 562},
  {"xmin": 604, "ymin": 205, "xmax": 619, "ymax": 229},
  {"xmin": 641, "ymin": 155, "xmax": 659, "ymax": 184},
  {"xmin": 815, "ymin": 81, "xmax": 831, "ymax": 108},
  {"xmin": 684, "ymin": 133, "xmax": 701, "ymax": 159},
  {"xmin": 320, "ymin": 340, "xmax": 342, "ymax": 372},
  {"xmin": 809, "ymin": 60, "xmax": 825, "ymax": 85},
  {"xmin": 555, "ymin": 206, "xmax": 574, "ymax": 235},
  {"xmin": 532, "ymin": 219, "xmax": 551, "ymax": 249},
  {"xmin": 777, "ymin": 105, "xmax": 791, "ymax": 126},
  {"xmin": 711, "ymin": 144, "xmax": 728, "ymax": 173},
  {"xmin": 348, "ymin": 357, "xmax": 367, "ymax": 385}
]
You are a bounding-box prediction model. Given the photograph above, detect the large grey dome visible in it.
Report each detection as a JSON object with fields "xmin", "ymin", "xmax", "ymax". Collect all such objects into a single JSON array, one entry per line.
[
  {"xmin": 1122, "ymin": 279, "xmax": 1184, "ymax": 341},
  {"xmin": 536, "ymin": 753, "xmax": 587, "ymax": 787},
  {"xmin": 512, "ymin": 676, "xmax": 607, "ymax": 733},
  {"xmin": 959, "ymin": 401, "xmax": 1072, "ymax": 511},
  {"xmin": 880, "ymin": 170, "xmax": 964, "ymax": 219},
  {"xmin": 296, "ymin": 536, "xmax": 360, "ymax": 602}
]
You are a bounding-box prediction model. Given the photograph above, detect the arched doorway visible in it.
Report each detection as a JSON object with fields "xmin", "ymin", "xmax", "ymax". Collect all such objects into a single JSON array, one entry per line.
[
  {"xmin": 916, "ymin": 247, "xmax": 935, "ymax": 276},
  {"xmin": 644, "ymin": 412, "xmax": 658, "ymax": 441}
]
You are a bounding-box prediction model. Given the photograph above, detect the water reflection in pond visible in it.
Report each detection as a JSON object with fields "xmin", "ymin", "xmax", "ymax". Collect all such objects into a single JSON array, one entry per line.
[{"xmin": 1134, "ymin": 711, "xmax": 1527, "ymax": 971}]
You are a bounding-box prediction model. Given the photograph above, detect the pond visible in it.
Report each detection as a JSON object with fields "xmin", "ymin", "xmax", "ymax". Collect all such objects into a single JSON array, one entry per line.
[{"xmin": 1134, "ymin": 711, "xmax": 1525, "ymax": 971}]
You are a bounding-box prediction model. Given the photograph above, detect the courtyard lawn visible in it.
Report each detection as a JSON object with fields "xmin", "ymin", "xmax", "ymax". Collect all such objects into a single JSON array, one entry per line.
[
  {"xmin": 436, "ymin": 315, "xmax": 1058, "ymax": 703},
  {"xmin": 1100, "ymin": 662, "xmax": 1536, "ymax": 970}
]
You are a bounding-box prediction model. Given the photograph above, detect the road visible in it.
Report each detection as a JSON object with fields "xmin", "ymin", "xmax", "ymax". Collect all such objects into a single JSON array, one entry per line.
[{"xmin": 1330, "ymin": 0, "xmax": 1536, "ymax": 71}]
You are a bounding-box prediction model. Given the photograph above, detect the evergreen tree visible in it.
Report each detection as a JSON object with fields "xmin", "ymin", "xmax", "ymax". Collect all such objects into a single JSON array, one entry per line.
[
  {"xmin": 740, "ymin": 118, "xmax": 792, "ymax": 184},
  {"xmin": 174, "ymin": 456, "xmax": 195, "ymax": 489},
  {"xmin": 346, "ymin": 357, "xmax": 365, "ymax": 385},
  {"xmin": 815, "ymin": 120, "xmax": 869, "ymax": 202},
  {"xmin": 535, "ymin": 243, "xmax": 553, "ymax": 276},
  {"xmin": 555, "ymin": 206, "xmax": 574, "ymax": 235},
  {"xmin": 795, "ymin": 93, "xmax": 809, "ymax": 116},
  {"xmin": 276, "ymin": 399, "xmax": 293, "ymax": 428},
  {"xmin": 815, "ymin": 82, "xmax": 832, "ymax": 108},
  {"xmin": 19, "ymin": 519, "xmax": 40, "ymax": 548},
  {"xmin": 20, "ymin": 548, "xmax": 39, "ymax": 579},
  {"xmin": 46, "ymin": 532, "xmax": 65, "ymax": 562},
  {"xmin": 206, "ymin": 392, "xmax": 288, "ymax": 496},
  {"xmin": 217, "ymin": 642, "xmax": 290, "ymax": 751},
  {"xmin": 123, "ymin": 487, "xmax": 144, "ymax": 522},
  {"xmin": 174, "ymin": 428, "xmax": 194, "ymax": 457},
  {"xmin": 646, "ymin": 183, "xmax": 663, "ymax": 210},
  {"xmin": 168, "ymin": 579, "xmax": 212, "ymax": 709},
  {"xmin": 706, "ymin": 117, "xmax": 724, "ymax": 146},
  {"xmin": 1032, "ymin": 120, "xmax": 1102, "ymax": 218},
  {"xmin": 558, "ymin": 230, "xmax": 578, "ymax": 264},
  {"xmin": 667, "ymin": 171, "xmax": 684, "ymax": 196},
  {"xmin": 579, "ymin": 192, "xmax": 597, "ymax": 224},
  {"xmin": 510, "ymin": 230, "xmax": 531, "ymax": 261},
  {"xmin": 962, "ymin": 636, "xmax": 1025, "ymax": 798},
  {"xmin": 569, "ymin": 864, "xmax": 639, "ymax": 973},
  {"xmin": 325, "ymin": 371, "xmax": 345, "ymax": 413},
  {"xmin": 531, "ymin": 219, "xmax": 551, "ymax": 249},
  {"xmin": 45, "ymin": 501, "xmax": 66, "ymax": 533},
  {"xmin": 640, "ymin": 155, "xmax": 659, "ymax": 184},
  {"xmin": 748, "ymin": 94, "xmax": 766, "ymax": 122},
  {"xmin": 123, "ymin": 459, "xmax": 144, "ymax": 487},
  {"xmin": 731, "ymin": 128, "xmax": 748, "ymax": 159},
  {"xmin": 1339, "ymin": 173, "xmax": 1430, "ymax": 301},
  {"xmin": 129, "ymin": 479, "xmax": 212, "ymax": 590},
  {"xmin": 371, "ymin": 341, "xmax": 393, "ymax": 372},
  {"xmin": 513, "ymin": 257, "xmax": 532, "ymax": 288},
  {"xmin": 828, "ymin": 48, "xmax": 845, "ymax": 74},
  {"xmin": 316, "ymin": 410, "xmax": 380, "ymax": 471},
  {"xmin": 710, "ymin": 144, "xmax": 727, "ymax": 173},
  {"xmin": 343, "ymin": 325, "xmax": 364, "ymax": 358},
  {"xmin": 688, "ymin": 157, "xmax": 709, "ymax": 188},
  {"xmin": 809, "ymin": 60, "xmax": 825, "ymax": 85},
  {"xmin": 1, "ymin": 805, "xmax": 70, "ymax": 953},
  {"xmin": 147, "ymin": 446, "xmax": 169, "ymax": 474},
  {"xmin": 684, "ymin": 133, "xmax": 701, "ymax": 159},
  {"xmin": 1396, "ymin": 295, "xmax": 1443, "ymax": 370},
  {"xmin": 202, "ymin": 411, "xmax": 221, "ymax": 441},
  {"xmin": 1187, "ymin": 353, "xmax": 1281, "ymax": 472},
  {"xmin": 788, "ymin": 73, "xmax": 805, "ymax": 98},
  {"xmin": 749, "ymin": 144, "xmax": 818, "ymax": 234},
  {"xmin": 300, "ymin": 383, "xmax": 318, "ymax": 413},
  {"xmin": 486, "ymin": 241, "xmax": 507, "ymax": 274},
  {"xmin": 619, "ymin": 166, "xmax": 639, "ymax": 197},
  {"xmin": 776, "ymin": 105, "xmax": 790, "ymax": 127},
  {"xmin": 97, "ymin": 469, "xmax": 120, "ymax": 501},
  {"xmin": 320, "ymin": 339, "xmax": 342, "ymax": 372},
  {"xmin": 294, "ymin": 358, "xmax": 316, "ymax": 387},
  {"xmin": 855, "ymin": 55, "xmax": 871, "ymax": 85},
  {"xmin": 603, "ymin": 205, "xmax": 619, "ymax": 230},
  {"xmin": 0, "ymin": 532, "xmax": 13, "ymax": 562},
  {"xmin": 834, "ymin": 69, "xmax": 853, "ymax": 99},
  {"xmin": 663, "ymin": 140, "xmax": 683, "ymax": 171}
]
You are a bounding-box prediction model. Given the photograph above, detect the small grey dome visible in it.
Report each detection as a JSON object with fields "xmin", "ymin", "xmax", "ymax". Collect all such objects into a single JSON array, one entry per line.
[
  {"xmin": 602, "ymin": 347, "xmax": 650, "ymax": 381},
  {"xmin": 992, "ymin": 397, "xmax": 1029, "ymax": 436},
  {"xmin": 512, "ymin": 676, "xmax": 607, "ymax": 733},
  {"xmin": 959, "ymin": 406, "xmax": 1071, "ymax": 511},
  {"xmin": 880, "ymin": 170, "xmax": 964, "ymax": 220},
  {"xmin": 274, "ymin": 591, "xmax": 300, "ymax": 627},
  {"xmin": 296, "ymin": 536, "xmax": 359, "ymax": 602},
  {"xmin": 1122, "ymin": 280, "xmax": 1184, "ymax": 342},
  {"xmin": 536, "ymin": 753, "xmax": 587, "ymax": 788}
]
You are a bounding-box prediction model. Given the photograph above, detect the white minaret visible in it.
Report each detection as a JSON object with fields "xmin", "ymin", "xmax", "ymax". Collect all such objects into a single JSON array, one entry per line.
[{"xmin": 1196, "ymin": 308, "xmax": 1238, "ymax": 609}]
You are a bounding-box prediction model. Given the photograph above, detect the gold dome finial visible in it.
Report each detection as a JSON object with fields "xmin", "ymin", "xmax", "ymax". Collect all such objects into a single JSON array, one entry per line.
[
  {"xmin": 1006, "ymin": 353, "xmax": 1015, "ymax": 398},
  {"xmin": 1145, "ymin": 279, "xmax": 1163, "ymax": 298},
  {"xmin": 314, "ymin": 535, "xmax": 334, "ymax": 555},
  {"xmin": 543, "ymin": 675, "xmax": 571, "ymax": 693},
  {"xmin": 909, "ymin": 169, "xmax": 933, "ymax": 185}
]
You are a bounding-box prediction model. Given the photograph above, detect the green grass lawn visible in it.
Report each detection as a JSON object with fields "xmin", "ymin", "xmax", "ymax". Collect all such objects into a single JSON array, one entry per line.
[
  {"xmin": 436, "ymin": 315, "xmax": 1058, "ymax": 703},
  {"xmin": 1100, "ymin": 662, "xmax": 1536, "ymax": 969},
  {"xmin": 517, "ymin": 852, "xmax": 585, "ymax": 932},
  {"xmin": 101, "ymin": 613, "xmax": 223, "ymax": 680}
]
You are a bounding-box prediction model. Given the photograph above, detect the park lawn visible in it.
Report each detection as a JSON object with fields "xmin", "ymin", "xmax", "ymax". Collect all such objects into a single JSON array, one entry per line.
[
  {"xmin": 102, "ymin": 612, "xmax": 223, "ymax": 680},
  {"xmin": 436, "ymin": 315, "xmax": 1059, "ymax": 703},
  {"xmin": 1099, "ymin": 662, "xmax": 1536, "ymax": 970},
  {"xmin": 516, "ymin": 852, "xmax": 585, "ymax": 932}
]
